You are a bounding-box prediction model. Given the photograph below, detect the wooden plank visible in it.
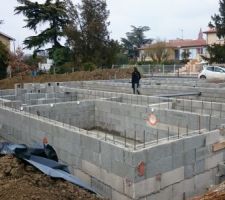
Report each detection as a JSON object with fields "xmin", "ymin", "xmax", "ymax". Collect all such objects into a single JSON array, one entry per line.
[{"xmin": 213, "ymin": 141, "xmax": 225, "ymax": 152}]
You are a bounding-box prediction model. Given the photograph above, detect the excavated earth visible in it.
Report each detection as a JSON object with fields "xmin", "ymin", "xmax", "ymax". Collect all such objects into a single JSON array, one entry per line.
[
  {"xmin": 191, "ymin": 181, "xmax": 225, "ymax": 200},
  {"xmin": 0, "ymin": 155, "xmax": 104, "ymax": 200}
]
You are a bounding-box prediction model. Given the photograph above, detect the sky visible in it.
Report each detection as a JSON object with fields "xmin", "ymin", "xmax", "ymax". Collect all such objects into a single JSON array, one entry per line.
[{"xmin": 0, "ymin": 0, "xmax": 221, "ymax": 52}]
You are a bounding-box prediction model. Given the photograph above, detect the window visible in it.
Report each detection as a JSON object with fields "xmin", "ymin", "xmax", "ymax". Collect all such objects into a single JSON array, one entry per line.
[
  {"xmin": 197, "ymin": 48, "xmax": 203, "ymax": 54},
  {"xmin": 214, "ymin": 67, "xmax": 225, "ymax": 73},
  {"xmin": 207, "ymin": 66, "xmax": 214, "ymax": 71}
]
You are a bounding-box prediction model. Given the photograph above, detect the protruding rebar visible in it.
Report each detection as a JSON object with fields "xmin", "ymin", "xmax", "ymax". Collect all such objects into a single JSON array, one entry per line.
[
  {"xmin": 186, "ymin": 124, "xmax": 189, "ymax": 136},
  {"xmin": 167, "ymin": 127, "xmax": 170, "ymax": 140},
  {"xmin": 178, "ymin": 123, "xmax": 180, "ymax": 138},
  {"xmin": 125, "ymin": 130, "xmax": 127, "ymax": 147},
  {"xmin": 143, "ymin": 130, "xmax": 146, "ymax": 148},
  {"xmin": 134, "ymin": 130, "xmax": 136, "ymax": 150},
  {"xmin": 156, "ymin": 129, "xmax": 159, "ymax": 144}
]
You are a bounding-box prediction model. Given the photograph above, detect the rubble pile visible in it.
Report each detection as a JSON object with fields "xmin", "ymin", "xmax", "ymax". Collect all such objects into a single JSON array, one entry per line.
[
  {"xmin": 191, "ymin": 182, "xmax": 225, "ymax": 200},
  {"xmin": 0, "ymin": 155, "xmax": 104, "ymax": 200}
]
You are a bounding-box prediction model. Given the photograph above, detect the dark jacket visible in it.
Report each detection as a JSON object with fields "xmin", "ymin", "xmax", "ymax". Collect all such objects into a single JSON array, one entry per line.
[{"xmin": 132, "ymin": 70, "xmax": 141, "ymax": 87}]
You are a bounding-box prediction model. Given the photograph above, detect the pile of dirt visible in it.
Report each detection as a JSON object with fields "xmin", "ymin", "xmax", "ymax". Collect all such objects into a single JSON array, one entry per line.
[
  {"xmin": 191, "ymin": 182, "xmax": 225, "ymax": 200},
  {"xmin": 0, "ymin": 155, "xmax": 104, "ymax": 200},
  {"xmin": 0, "ymin": 68, "xmax": 133, "ymax": 90}
]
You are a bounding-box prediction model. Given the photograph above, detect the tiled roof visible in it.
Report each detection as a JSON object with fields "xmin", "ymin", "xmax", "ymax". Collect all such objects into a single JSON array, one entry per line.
[
  {"xmin": 139, "ymin": 39, "xmax": 207, "ymax": 50},
  {"xmin": 168, "ymin": 39, "xmax": 207, "ymax": 48},
  {"xmin": 203, "ymin": 28, "xmax": 217, "ymax": 34},
  {"xmin": 0, "ymin": 31, "xmax": 15, "ymax": 40}
]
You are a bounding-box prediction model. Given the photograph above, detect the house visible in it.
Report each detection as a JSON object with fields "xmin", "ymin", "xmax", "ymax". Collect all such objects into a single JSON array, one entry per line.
[
  {"xmin": 203, "ymin": 28, "xmax": 224, "ymax": 45},
  {"xmin": 38, "ymin": 59, "xmax": 53, "ymax": 71},
  {"xmin": 139, "ymin": 30, "xmax": 207, "ymax": 62},
  {"xmin": 0, "ymin": 31, "xmax": 15, "ymax": 51}
]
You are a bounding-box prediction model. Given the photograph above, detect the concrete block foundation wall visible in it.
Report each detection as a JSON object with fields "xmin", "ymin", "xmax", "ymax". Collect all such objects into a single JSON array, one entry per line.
[
  {"xmin": 21, "ymin": 99, "xmax": 215, "ymax": 143},
  {"xmin": 0, "ymin": 104, "xmax": 224, "ymax": 199},
  {"xmin": 24, "ymin": 101, "xmax": 95, "ymax": 130},
  {"xmin": 0, "ymin": 80, "xmax": 225, "ymax": 200}
]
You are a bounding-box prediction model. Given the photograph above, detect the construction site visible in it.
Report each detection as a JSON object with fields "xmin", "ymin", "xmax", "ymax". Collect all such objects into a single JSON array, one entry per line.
[{"xmin": 1, "ymin": 76, "xmax": 225, "ymax": 200}]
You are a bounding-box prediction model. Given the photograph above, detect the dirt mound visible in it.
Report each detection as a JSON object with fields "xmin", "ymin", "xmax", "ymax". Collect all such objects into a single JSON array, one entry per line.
[
  {"xmin": 191, "ymin": 182, "xmax": 225, "ymax": 200},
  {"xmin": 0, "ymin": 68, "xmax": 133, "ymax": 90},
  {"xmin": 0, "ymin": 155, "xmax": 104, "ymax": 200}
]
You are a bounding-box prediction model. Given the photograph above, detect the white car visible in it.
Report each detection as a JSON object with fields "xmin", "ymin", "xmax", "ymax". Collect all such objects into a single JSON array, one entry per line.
[{"xmin": 198, "ymin": 65, "xmax": 225, "ymax": 81}]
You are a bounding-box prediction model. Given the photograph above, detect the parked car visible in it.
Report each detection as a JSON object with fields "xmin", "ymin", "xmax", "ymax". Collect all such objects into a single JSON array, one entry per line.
[{"xmin": 198, "ymin": 65, "xmax": 225, "ymax": 80}]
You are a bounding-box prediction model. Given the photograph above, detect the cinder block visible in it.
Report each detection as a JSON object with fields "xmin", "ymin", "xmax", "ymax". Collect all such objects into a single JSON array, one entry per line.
[
  {"xmin": 134, "ymin": 176, "xmax": 160, "ymax": 198},
  {"xmin": 160, "ymin": 167, "xmax": 184, "ymax": 189},
  {"xmin": 183, "ymin": 135, "xmax": 205, "ymax": 152},
  {"xmin": 100, "ymin": 141, "xmax": 112, "ymax": 172},
  {"xmin": 172, "ymin": 139, "xmax": 184, "ymax": 155},
  {"xmin": 206, "ymin": 130, "xmax": 221, "ymax": 145},
  {"xmin": 146, "ymin": 142, "xmax": 172, "ymax": 162},
  {"xmin": 184, "ymin": 149, "xmax": 196, "ymax": 165},
  {"xmin": 93, "ymin": 167, "xmax": 124, "ymax": 194},
  {"xmin": 183, "ymin": 177, "xmax": 195, "ymax": 199},
  {"xmin": 112, "ymin": 190, "xmax": 132, "ymax": 200},
  {"xmin": 82, "ymin": 160, "xmax": 100, "ymax": 179},
  {"xmin": 172, "ymin": 181, "xmax": 184, "ymax": 200},
  {"xmin": 205, "ymin": 152, "xmax": 224, "ymax": 170},
  {"xmin": 91, "ymin": 177, "xmax": 112, "ymax": 199},
  {"xmin": 124, "ymin": 150, "xmax": 133, "ymax": 166},
  {"xmin": 147, "ymin": 156, "xmax": 173, "ymax": 178},
  {"xmin": 184, "ymin": 164, "xmax": 194, "ymax": 179},
  {"xmin": 73, "ymin": 168, "xmax": 91, "ymax": 186},
  {"xmin": 173, "ymin": 153, "xmax": 184, "ymax": 169},
  {"xmin": 81, "ymin": 149, "xmax": 101, "ymax": 166},
  {"xmin": 196, "ymin": 146, "xmax": 211, "ymax": 161},
  {"xmin": 147, "ymin": 186, "xmax": 173, "ymax": 200},
  {"xmin": 218, "ymin": 163, "xmax": 225, "ymax": 176},
  {"xmin": 111, "ymin": 145, "xmax": 124, "ymax": 163},
  {"xmin": 195, "ymin": 159, "xmax": 205, "ymax": 175},
  {"xmin": 132, "ymin": 150, "xmax": 147, "ymax": 167},
  {"xmin": 111, "ymin": 160, "xmax": 135, "ymax": 180},
  {"xmin": 194, "ymin": 170, "xmax": 213, "ymax": 194}
]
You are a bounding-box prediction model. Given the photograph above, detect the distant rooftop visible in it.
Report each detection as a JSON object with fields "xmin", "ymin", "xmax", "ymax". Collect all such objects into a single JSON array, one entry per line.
[
  {"xmin": 0, "ymin": 31, "xmax": 15, "ymax": 41},
  {"xmin": 203, "ymin": 28, "xmax": 217, "ymax": 34},
  {"xmin": 168, "ymin": 39, "xmax": 207, "ymax": 48},
  {"xmin": 139, "ymin": 39, "xmax": 206, "ymax": 50}
]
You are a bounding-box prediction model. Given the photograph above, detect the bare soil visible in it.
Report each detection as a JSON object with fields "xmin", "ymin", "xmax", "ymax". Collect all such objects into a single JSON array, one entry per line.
[
  {"xmin": 191, "ymin": 181, "xmax": 225, "ymax": 200},
  {"xmin": 0, "ymin": 68, "xmax": 133, "ymax": 90},
  {"xmin": 0, "ymin": 155, "xmax": 104, "ymax": 200}
]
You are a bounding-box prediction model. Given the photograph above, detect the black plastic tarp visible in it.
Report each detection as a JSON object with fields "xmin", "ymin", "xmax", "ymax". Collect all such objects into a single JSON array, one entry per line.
[{"xmin": 0, "ymin": 142, "xmax": 95, "ymax": 193}]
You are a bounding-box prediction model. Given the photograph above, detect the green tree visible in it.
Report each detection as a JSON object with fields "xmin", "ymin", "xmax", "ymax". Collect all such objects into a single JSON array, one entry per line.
[
  {"xmin": 205, "ymin": 0, "xmax": 225, "ymax": 63},
  {"xmin": 15, "ymin": 0, "xmax": 70, "ymax": 53},
  {"xmin": 121, "ymin": 26, "xmax": 150, "ymax": 61},
  {"xmin": 0, "ymin": 41, "xmax": 9, "ymax": 79},
  {"xmin": 202, "ymin": 44, "xmax": 225, "ymax": 63},
  {"xmin": 65, "ymin": 0, "xmax": 120, "ymax": 68},
  {"xmin": 209, "ymin": 0, "xmax": 225, "ymax": 40},
  {"xmin": 181, "ymin": 50, "xmax": 190, "ymax": 63}
]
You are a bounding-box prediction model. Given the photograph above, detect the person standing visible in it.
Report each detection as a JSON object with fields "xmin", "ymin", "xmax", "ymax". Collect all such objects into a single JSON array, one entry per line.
[{"xmin": 131, "ymin": 67, "xmax": 141, "ymax": 94}]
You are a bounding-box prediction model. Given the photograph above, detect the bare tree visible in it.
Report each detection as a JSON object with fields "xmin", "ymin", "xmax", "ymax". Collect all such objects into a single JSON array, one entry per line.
[{"xmin": 146, "ymin": 40, "xmax": 172, "ymax": 64}]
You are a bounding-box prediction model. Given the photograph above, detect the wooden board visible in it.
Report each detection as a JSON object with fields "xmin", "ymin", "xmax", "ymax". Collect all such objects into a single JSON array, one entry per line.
[{"xmin": 212, "ymin": 141, "xmax": 225, "ymax": 152}]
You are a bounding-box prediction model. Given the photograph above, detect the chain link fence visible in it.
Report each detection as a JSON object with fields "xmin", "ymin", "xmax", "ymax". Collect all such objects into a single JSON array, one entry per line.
[{"xmin": 119, "ymin": 64, "xmax": 198, "ymax": 76}]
